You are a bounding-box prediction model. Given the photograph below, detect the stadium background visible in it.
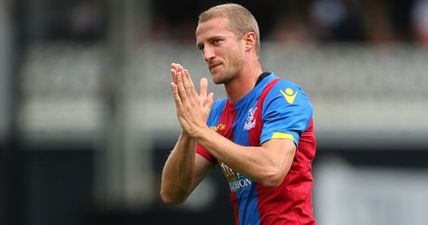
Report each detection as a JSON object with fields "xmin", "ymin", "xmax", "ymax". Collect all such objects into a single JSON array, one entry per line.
[{"xmin": 1, "ymin": 0, "xmax": 428, "ymax": 225}]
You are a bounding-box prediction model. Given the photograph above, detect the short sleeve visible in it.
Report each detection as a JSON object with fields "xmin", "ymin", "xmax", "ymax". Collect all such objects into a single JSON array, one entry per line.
[{"xmin": 260, "ymin": 80, "xmax": 313, "ymax": 146}]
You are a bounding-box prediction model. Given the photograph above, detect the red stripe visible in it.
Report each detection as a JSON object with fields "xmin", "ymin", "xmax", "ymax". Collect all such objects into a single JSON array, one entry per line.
[
  {"xmin": 218, "ymin": 102, "xmax": 240, "ymax": 225},
  {"xmin": 231, "ymin": 191, "xmax": 241, "ymax": 225},
  {"xmin": 195, "ymin": 101, "xmax": 237, "ymax": 164},
  {"xmin": 249, "ymin": 78, "xmax": 280, "ymax": 147},
  {"xmin": 195, "ymin": 144, "xmax": 216, "ymax": 163}
]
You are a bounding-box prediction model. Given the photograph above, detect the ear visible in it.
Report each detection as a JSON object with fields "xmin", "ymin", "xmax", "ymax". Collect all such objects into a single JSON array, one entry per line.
[{"xmin": 243, "ymin": 32, "xmax": 257, "ymax": 52}]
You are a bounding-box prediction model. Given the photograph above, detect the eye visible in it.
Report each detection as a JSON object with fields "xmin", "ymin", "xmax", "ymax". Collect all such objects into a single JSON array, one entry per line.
[
  {"xmin": 212, "ymin": 39, "xmax": 222, "ymax": 45},
  {"xmin": 197, "ymin": 44, "xmax": 204, "ymax": 52}
]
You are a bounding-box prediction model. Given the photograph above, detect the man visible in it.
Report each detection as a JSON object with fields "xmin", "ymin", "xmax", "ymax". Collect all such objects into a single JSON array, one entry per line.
[{"xmin": 160, "ymin": 3, "xmax": 316, "ymax": 225}]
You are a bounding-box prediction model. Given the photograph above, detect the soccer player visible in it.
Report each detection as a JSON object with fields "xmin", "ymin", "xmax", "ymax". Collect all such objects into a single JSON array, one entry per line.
[{"xmin": 160, "ymin": 3, "xmax": 316, "ymax": 225}]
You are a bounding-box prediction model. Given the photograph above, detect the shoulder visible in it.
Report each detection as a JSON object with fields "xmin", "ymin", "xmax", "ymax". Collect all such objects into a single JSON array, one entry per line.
[
  {"xmin": 266, "ymin": 79, "xmax": 311, "ymax": 106},
  {"xmin": 259, "ymin": 78, "xmax": 314, "ymax": 145},
  {"xmin": 273, "ymin": 79, "xmax": 303, "ymax": 93}
]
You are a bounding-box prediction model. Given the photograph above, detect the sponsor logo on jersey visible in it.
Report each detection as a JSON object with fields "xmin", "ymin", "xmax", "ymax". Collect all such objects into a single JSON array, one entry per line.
[
  {"xmin": 280, "ymin": 88, "xmax": 297, "ymax": 104},
  {"xmin": 229, "ymin": 176, "xmax": 253, "ymax": 192},
  {"xmin": 243, "ymin": 107, "xmax": 257, "ymax": 131},
  {"xmin": 219, "ymin": 161, "xmax": 253, "ymax": 192},
  {"xmin": 210, "ymin": 123, "xmax": 226, "ymax": 132},
  {"xmin": 220, "ymin": 162, "xmax": 237, "ymax": 180}
]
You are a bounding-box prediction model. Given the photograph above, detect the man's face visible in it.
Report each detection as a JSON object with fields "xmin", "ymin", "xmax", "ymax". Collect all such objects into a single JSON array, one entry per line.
[{"xmin": 196, "ymin": 17, "xmax": 245, "ymax": 84}]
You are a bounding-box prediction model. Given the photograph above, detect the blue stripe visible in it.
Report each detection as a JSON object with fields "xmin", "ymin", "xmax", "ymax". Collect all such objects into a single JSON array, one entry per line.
[{"xmin": 235, "ymin": 177, "xmax": 261, "ymax": 225}]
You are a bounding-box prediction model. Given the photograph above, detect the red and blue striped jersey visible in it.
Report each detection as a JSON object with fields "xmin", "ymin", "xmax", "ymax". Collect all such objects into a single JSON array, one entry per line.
[{"xmin": 196, "ymin": 73, "xmax": 316, "ymax": 225}]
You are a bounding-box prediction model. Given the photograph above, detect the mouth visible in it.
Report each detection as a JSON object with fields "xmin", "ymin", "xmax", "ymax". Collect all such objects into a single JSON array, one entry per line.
[{"xmin": 209, "ymin": 63, "xmax": 221, "ymax": 71}]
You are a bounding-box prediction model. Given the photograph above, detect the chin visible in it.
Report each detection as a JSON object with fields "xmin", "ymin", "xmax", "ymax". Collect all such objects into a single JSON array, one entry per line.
[
  {"xmin": 211, "ymin": 76, "xmax": 224, "ymax": 85},
  {"xmin": 212, "ymin": 76, "xmax": 224, "ymax": 85},
  {"xmin": 213, "ymin": 80, "xmax": 224, "ymax": 85},
  {"xmin": 213, "ymin": 75, "xmax": 232, "ymax": 85},
  {"xmin": 210, "ymin": 71, "xmax": 220, "ymax": 83},
  {"xmin": 211, "ymin": 69, "xmax": 233, "ymax": 84}
]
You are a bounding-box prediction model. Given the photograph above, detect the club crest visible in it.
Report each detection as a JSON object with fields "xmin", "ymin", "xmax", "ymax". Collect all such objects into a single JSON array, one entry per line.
[{"xmin": 244, "ymin": 106, "xmax": 257, "ymax": 131}]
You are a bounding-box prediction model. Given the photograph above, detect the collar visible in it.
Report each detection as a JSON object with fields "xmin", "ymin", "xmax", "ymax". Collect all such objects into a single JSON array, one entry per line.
[{"xmin": 255, "ymin": 72, "xmax": 271, "ymax": 87}]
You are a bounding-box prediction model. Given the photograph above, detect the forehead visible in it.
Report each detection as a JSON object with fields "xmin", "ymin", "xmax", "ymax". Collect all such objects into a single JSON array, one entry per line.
[{"xmin": 195, "ymin": 17, "xmax": 233, "ymax": 41}]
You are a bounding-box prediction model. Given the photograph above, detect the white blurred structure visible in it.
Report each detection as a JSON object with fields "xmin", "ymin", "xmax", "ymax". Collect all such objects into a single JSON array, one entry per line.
[
  {"xmin": 316, "ymin": 157, "xmax": 428, "ymax": 225},
  {"xmin": 20, "ymin": 43, "xmax": 428, "ymax": 144}
]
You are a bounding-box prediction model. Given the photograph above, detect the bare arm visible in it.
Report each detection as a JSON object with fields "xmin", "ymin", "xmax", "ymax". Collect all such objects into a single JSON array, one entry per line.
[
  {"xmin": 160, "ymin": 132, "xmax": 213, "ymax": 204},
  {"xmin": 195, "ymin": 128, "xmax": 296, "ymax": 187}
]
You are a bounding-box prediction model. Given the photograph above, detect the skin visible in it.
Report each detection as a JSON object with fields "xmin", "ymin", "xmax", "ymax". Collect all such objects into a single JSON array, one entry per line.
[{"xmin": 160, "ymin": 16, "xmax": 296, "ymax": 205}]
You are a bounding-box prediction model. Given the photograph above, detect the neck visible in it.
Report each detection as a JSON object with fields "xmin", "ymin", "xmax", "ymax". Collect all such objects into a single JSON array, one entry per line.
[{"xmin": 224, "ymin": 61, "xmax": 263, "ymax": 104}]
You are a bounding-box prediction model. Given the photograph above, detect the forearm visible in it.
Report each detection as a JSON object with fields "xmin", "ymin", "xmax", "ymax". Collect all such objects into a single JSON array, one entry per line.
[
  {"xmin": 163, "ymin": 63, "xmax": 215, "ymax": 204},
  {"xmin": 160, "ymin": 132, "xmax": 196, "ymax": 204},
  {"xmin": 195, "ymin": 127, "xmax": 292, "ymax": 186}
]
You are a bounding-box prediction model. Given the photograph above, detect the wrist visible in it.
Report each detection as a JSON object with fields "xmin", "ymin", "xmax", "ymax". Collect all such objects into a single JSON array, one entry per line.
[
  {"xmin": 177, "ymin": 131, "xmax": 196, "ymax": 152},
  {"xmin": 180, "ymin": 131, "xmax": 192, "ymax": 141},
  {"xmin": 193, "ymin": 126, "xmax": 211, "ymax": 142}
]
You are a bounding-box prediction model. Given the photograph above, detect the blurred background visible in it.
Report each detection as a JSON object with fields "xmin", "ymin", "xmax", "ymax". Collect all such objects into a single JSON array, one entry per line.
[{"xmin": 1, "ymin": 0, "xmax": 428, "ymax": 225}]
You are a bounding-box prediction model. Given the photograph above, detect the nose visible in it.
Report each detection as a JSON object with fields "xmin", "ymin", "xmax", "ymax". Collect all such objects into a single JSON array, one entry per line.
[{"xmin": 203, "ymin": 46, "xmax": 215, "ymax": 62}]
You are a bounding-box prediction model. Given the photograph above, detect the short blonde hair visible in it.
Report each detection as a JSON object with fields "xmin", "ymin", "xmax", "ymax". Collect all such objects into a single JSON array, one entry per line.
[{"xmin": 198, "ymin": 3, "xmax": 260, "ymax": 53}]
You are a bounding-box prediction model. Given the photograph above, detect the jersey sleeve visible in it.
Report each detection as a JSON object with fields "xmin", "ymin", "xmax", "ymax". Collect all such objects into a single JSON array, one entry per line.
[{"xmin": 260, "ymin": 80, "xmax": 313, "ymax": 146}]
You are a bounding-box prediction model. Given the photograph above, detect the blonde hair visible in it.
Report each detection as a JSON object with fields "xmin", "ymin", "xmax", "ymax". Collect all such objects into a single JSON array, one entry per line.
[{"xmin": 198, "ymin": 3, "xmax": 260, "ymax": 53}]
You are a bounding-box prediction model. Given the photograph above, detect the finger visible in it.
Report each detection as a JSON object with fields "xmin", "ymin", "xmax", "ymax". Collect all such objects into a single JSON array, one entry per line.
[
  {"xmin": 176, "ymin": 71, "xmax": 188, "ymax": 99},
  {"xmin": 182, "ymin": 69, "xmax": 197, "ymax": 97},
  {"xmin": 171, "ymin": 68, "xmax": 177, "ymax": 84},
  {"xmin": 170, "ymin": 82, "xmax": 182, "ymax": 107},
  {"xmin": 171, "ymin": 63, "xmax": 178, "ymax": 74},
  {"xmin": 171, "ymin": 63, "xmax": 182, "ymax": 83},
  {"xmin": 184, "ymin": 69, "xmax": 195, "ymax": 88},
  {"xmin": 200, "ymin": 77, "xmax": 208, "ymax": 97},
  {"xmin": 206, "ymin": 92, "xmax": 215, "ymax": 108},
  {"xmin": 171, "ymin": 63, "xmax": 181, "ymax": 71},
  {"xmin": 177, "ymin": 64, "xmax": 184, "ymax": 72},
  {"xmin": 172, "ymin": 63, "xmax": 184, "ymax": 74},
  {"xmin": 181, "ymin": 69, "xmax": 192, "ymax": 88}
]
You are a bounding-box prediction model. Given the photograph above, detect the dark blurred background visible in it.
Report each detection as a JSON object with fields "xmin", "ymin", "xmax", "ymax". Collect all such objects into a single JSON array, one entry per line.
[
  {"xmin": 11, "ymin": 0, "xmax": 428, "ymax": 44},
  {"xmin": 1, "ymin": 0, "xmax": 428, "ymax": 225}
]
